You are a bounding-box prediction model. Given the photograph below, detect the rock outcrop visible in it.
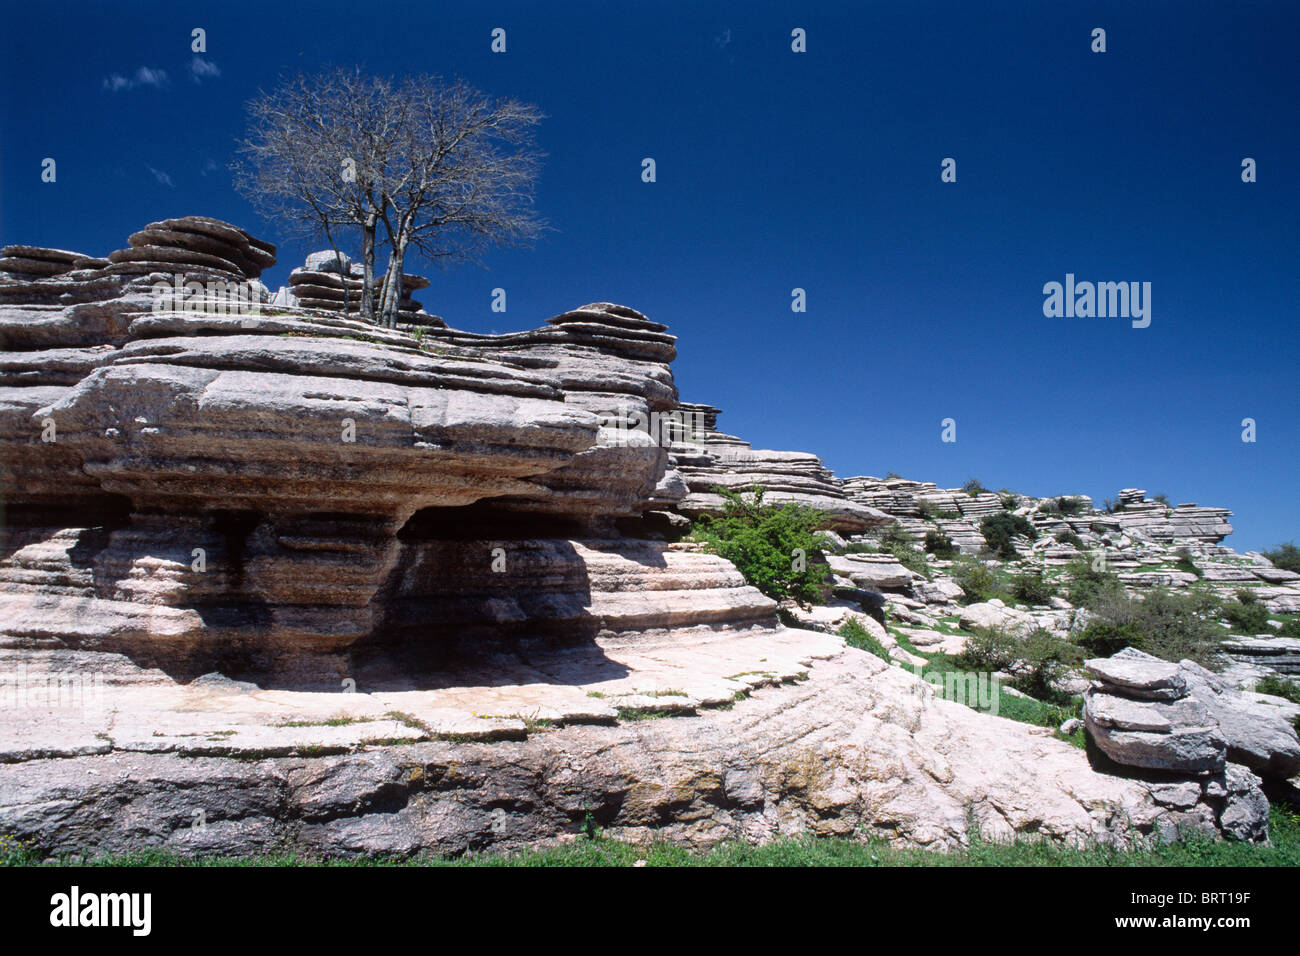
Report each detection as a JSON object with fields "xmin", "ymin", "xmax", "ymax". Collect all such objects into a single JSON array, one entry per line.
[
  {"xmin": 1114, "ymin": 489, "xmax": 1234, "ymax": 544},
  {"xmin": 1081, "ymin": 648, "xmax": 1295, "ymax": 842},
  {"xmin": 0, "ymin": 215, "xmax": 1289, "ymax": 858},
  {"xmin": 0, "ymin": 246, "xmax": 91, "ymax": 280},
  {"xmin": 0, "ymin": 221, "xmax": 772, "ymax": 684},
  {"xmin": 669, "ymin": 404, "xmax": 890, "ymax": 532},
  {"xmin": 0, "ymin": 645, "xmax": 1190, "ymax": 860},
  {"xmin": 284, "ymin": 251, "xmax": 444, "ymax": 327}
]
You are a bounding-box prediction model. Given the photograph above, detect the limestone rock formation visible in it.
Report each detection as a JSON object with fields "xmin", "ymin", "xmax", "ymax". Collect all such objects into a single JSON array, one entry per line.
[
  {"xmin": 0, "ymin": 222, "xmax": 779, "ymax": 685},
  {"xmin": 1114, "ymin": 489, "xmax": 1234, "ymax": 544},
  {"xmin": 122, "ymin": 216, "xmax": 276, "ymax": 280},
  {"xmin": 284, "ymin": 251, "xmax": 444, "ymax": 328},
  {"xmin": 0, "ymin": 246, "xmax": 91, "ymax": 279},
  {"xmin": 0, "ymin": 645, "xmax": 1202, "ymax": 859},
  {"xmin": 669, "ymin": 404, "xmax": 890, "ymax": 532},
  {"xmin": 1081, "ymin": 648, "xmax": 1286, "ymax": 842},
  {"xmin": 0, "ymin": 215, "xmax": 1288, "ymax": 857}
]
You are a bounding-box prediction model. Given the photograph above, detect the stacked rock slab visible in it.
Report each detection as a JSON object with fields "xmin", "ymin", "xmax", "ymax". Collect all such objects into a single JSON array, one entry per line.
[
  {"xmin": 410, "ymin": 303, "xmax": 682, "ymax": 521},
  {"xmin": 119, "ymin": 216, "xmax": 276, "ymax": 280},
  {"xmin": 669, "ymin": 405, "xmax": 891, "ymax": 533},
  {"xmin": 840, "ymin": 477, "xmax": 987, "ymax": 552},
  {"xmin": 0, "ymin": 222, "xmax": 786, "ymax": 682},
  {"xmin": 286, "ymin": 251, "xmax": 444, "ymax": 328},
  {"xmin": 0, "ymin": 246, "xmax": 90, "ymax": 280},
  {"xmin": 1115, "ymin": 489, "xmax": 1233, "ymax": 544},
  {"xmin": 1082, "ymin": 648, "xmax": 1277, "ymax": 842}
]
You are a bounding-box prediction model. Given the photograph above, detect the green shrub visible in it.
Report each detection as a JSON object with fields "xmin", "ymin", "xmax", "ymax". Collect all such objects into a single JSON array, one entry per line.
[
  {"xmin": 924, "ymin": 529, "xmax": 957, "ymax": 558},
  {"xmin": 955, "ymin": 627, "xmax": 1081, "ymax": 703},
  {"xmin": 918, "ymin": 501, "xmax": 959, "ymax": 521},
  {"xmin": 1152, "ymin": 493, "xmax": 1170, "ymax": 505},
  {"xmin": 691, "ymin": 486, "xmax": 832, "ymax": 604},
  {"xmin": 954, "ymin": 627, "xmax": 1019, "ymax": 673},
  {"xmin": 979, "ymin": 513, "xmax": 1037, "ymax": 559},
  {"xmin": 1222, "ymin": 593, "xmax": 1269, "ymax": 634},
  {"xmin": 1263, "ymin": 542, "xmax": 1300, "ymax": 574},
  {"xmin": 1009, "ymin": 570, "xmax": 1057, "ymax": 606},
  {"xmin": 838, "ymin": 618, "xmax": 890, "ymax": 662},
  {"xmin": 876, "ymin": 525, "xmax": 931, "ymax": 579},
  {"xmin": 1089, "ymin": 521, "xmax": 1109, "ymax": 534},
  {"xmin": 1012, "ymin": 629, "xmax": 1084, "ymax": 703},
  {"xmin": 1055, "ymin": 529, "xmax": 1084, "ymax": 549},
  {"xmin": 881, "ymin": 525, "xmax": 915, "ymax": 548},
  {"xmin": 887, "ymin": 542, "xmax": 931, "ymax": 579},
  {"xmin": 1075, "ymin": 619, "xmax": 1145, "ymax": 658},
  {"xmin": 839, "ymin": 540, "xmax": 879, "ymax": 554},
  {"xmin": 1083, "ymin": 589, "xmax": 1226, "ymax": 669},
  {"xmin": 962, "ymin": 478, "xmax": 987, "ymax": 496},
  {"xmin": 1000, "ymin": 494, "xmax": 1021, "ymax": 510},
  {"xmin": 1278, "ymin": 619, "xmax": 1300, "ymax": 638},
  {"xmin": 1063, "ymin": 557, "xmax": 1123, "ymax": 609},
  {"xmin": 1055, "ymin": 496, "xmax": 1086, "ymax": 516},
  {"xmin": 1255, "ymin": 674, "xmax": 1300, "ymax": 704},
  {"xmin": 1173, "ymin": 548, "xmax": 1201, "ymax": 578},
  {"xmin": 951, "ymin": 559, "xmax": 1001, "ymax": 604}
]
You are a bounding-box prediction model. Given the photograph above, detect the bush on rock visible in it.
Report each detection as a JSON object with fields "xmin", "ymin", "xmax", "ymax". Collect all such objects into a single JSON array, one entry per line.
[{"xmin": 691, "ymin": 485, "xmax": 832, "ymax": 604}]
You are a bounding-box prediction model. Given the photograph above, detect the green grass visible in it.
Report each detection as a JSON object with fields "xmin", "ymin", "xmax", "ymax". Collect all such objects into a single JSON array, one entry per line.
[
  {"xmin": 613, "ymin": 707, "xmax": 691, "ymax": 721},
  {"xmin": 838, "ymin": 618, "xmax": 891, "ymax": 663},
  {"xmin": 902, "ymin": 640, "xmax": 1085, "ymax": 746},
  {"xmin": 1254, "ymin": 674, "xmax": 1300, "ymax": 704},
  {"xmin": 5, "ymin": 804, "xmax": 1298, "ymax": 866}
]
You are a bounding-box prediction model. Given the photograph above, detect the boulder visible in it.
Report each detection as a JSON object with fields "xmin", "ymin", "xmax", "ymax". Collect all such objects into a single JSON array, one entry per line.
[{"xmin": 1084, "ymin": 655, "xmax": 1187, "ymax": 700}]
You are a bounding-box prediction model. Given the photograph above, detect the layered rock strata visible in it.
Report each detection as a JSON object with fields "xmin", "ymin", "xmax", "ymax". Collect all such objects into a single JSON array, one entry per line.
[
  {"xmin": 669, "ymin": 405, "xmax": 890, "ymax": 532},
  {"xmin": 0, "ymin": 216, "xmax": 1288, "ymax": 856},
  {"xmin": 0, "ymin": 645, "xmax": 1206, "ymax": 859},
  {"xmin": 284, "ymin": 251, "xmax": 443, "ymax": 328},
  {"xmin": 1081, "ymin": 648, "xmax": 1300, "ymax": 841},
  {"xmin": 1114, "ymin": 489, "xmax": 1233, "ymax": 544},
  {"xmin": 0, "ymin": 219, "xmax": 788, "ymax": 684}
]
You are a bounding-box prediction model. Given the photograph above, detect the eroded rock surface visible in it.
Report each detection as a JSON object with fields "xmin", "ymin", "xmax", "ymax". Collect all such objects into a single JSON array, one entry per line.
[
  {"xmin": 1080, "ymin": 648, "xmax": 1295, "ymax": 843},
  {"xmin": 1, "ymin": 644, "xmax": 1197, "ymax": 859},
  {"xmin": 1, "ymin": 215, "xmax": 1289, "ymax": 857}
]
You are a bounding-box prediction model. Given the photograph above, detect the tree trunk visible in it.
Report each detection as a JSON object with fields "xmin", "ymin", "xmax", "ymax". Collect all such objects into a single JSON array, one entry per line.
[
  {"xmin": 360, "ymin": 211, "xmax": 377, "ymax": 323},
  {"xmin": 378, "ymin": 222, "xmax": 410, "ymax": 329},
  {"xmin": 378, "ymin": 247, "xmax": 405, "ymax": 329}
]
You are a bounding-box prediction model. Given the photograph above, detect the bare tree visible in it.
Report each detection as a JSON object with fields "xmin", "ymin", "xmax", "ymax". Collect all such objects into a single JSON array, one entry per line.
[
  {"xmin": 371, "ymin": 77, "xmax": 546, "ymax": 327},
  {"xmin": 233, "ymin": 70, "xmax": 545, "ymax": 327}
]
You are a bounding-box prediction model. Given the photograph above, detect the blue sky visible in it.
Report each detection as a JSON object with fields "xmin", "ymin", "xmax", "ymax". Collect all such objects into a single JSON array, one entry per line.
[{"xmin": 2, "ymin": 1, "xmax": 1296, "ymax": 551}]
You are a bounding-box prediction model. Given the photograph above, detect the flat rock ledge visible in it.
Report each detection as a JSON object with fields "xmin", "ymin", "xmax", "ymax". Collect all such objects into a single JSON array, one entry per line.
[{"xmin": 0, "ymin": 643, "xmax": 1209, "ymax": 861}]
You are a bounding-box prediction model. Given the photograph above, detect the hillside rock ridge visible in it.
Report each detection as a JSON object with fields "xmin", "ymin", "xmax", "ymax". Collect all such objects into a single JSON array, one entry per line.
[{"xmin": 0, "ymin": 216, "xmax": 1292, "ymax": 858}]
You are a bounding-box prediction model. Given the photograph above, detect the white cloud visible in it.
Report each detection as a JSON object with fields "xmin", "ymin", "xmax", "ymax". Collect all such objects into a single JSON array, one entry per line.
[
  {"xmin": 103, "ymin": 66, "xmax": 169, "ymax": 92},
  {"xmin": 146, "ymin": 165, "xmax": 175, "ymax": 188},
  {"xmin": 190, "ymin": 57, "xmax": 221, "ymax": 82}
]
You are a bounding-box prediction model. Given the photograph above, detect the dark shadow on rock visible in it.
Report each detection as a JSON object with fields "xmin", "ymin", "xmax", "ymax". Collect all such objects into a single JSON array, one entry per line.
[
  {"xmin": 3, "ymin": 497, "xmax": 641, "ymax": 692},
  {"xmin": 345, "ymin": 501, "xmax": 632, "ymax": 690}
]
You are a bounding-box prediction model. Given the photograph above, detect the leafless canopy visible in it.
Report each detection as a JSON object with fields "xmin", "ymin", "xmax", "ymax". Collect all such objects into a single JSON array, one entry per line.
[{"xmin": 233, "ymin": 69, "xmax": 546, "ymax": 326}]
